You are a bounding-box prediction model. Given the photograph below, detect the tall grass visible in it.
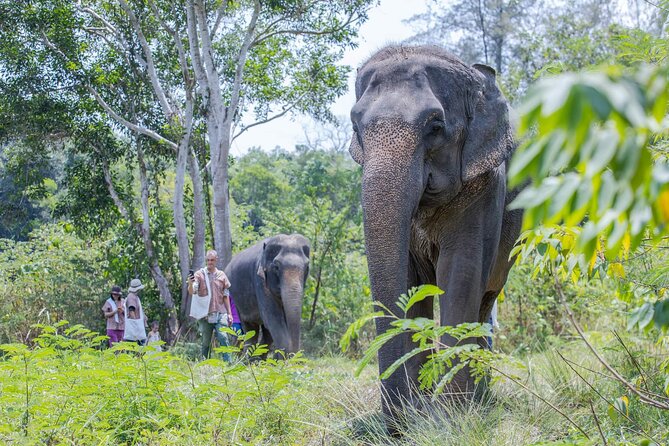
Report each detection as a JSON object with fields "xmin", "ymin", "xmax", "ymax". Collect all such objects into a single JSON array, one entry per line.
[
  {"xmin": 327, "ymin": 336, "xmax": 668, "ymax": 445},
  {"xmin": 1, "ymin": 322, "xmax": 667, "ymax": 445}
]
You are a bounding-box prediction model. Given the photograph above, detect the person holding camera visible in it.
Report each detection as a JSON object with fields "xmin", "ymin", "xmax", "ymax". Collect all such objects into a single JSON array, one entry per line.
[
  {"xmin": 187, "ymin": 250, "xmax": 233, "ymax": 362},
  {"xmin": 102, "ymin": 285, "xmax": 125, "ymax": 347}
]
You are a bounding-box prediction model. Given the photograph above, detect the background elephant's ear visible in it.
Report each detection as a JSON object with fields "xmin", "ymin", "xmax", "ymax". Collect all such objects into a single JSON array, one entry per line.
[
  {"xmin": 349, "ymin": 133, "xmax": 363, "ymax": 165},
  {"xmin": 461, "ymin": 64, "xmax": 515, "ymax": 182}
]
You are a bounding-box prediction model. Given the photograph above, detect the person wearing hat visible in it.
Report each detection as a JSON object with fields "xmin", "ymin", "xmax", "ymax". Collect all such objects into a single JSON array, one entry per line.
[
  {"xmin": 124, "ymin": 278, "xmax": 148, "ymax": 345},
  {"xmin": 102, "ymin": 285, "xmax": 125, "ymax": 347}
]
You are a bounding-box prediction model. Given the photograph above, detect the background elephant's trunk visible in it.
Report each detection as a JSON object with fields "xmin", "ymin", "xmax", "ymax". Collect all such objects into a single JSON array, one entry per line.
[
  {"xmin": 360, "ymin": 120, "xmax": 424, "ymax": 410},
  {"xmin": 280, "ymin": 271, "xmax": 304, "ymax": 353}
]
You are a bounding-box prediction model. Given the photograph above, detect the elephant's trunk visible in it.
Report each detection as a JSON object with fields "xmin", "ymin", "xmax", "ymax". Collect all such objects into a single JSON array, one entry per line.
[
  {"xmin": 280, "ymin": 272, "xmax": 304, "ymax": 354},
  {"xmin": 360, "ymin": 119, "xmax": 424, "ymax": 410}
]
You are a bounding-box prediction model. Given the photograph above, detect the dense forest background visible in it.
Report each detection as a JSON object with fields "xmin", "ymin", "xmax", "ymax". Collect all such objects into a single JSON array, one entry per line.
[
  {"xmin": 1, "ymin": 0, "xmax": 669, "ymax": 444},
  {"xmin": 1, "ymin": 0, "xmax": 666, "ymax": 349}
]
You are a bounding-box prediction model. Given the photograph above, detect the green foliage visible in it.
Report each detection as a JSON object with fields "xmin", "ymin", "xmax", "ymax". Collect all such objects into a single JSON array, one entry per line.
[
  {"xmin": 0, "ymin": 143, "xmax": 53, "ymax": 240},
  {"xmin": 497, "ymin": 256, "xmax": 615, "ymax": 355},
  {"xmin": 342, "ymin": 285, "xmax": 513, "ymax": 395},
  {"xmin": 508, "ymin": 60, "xmax": 669, "ymax": 334},
  {"xmin": 509, "ymin": 65, "xmax": 669, "ymax": 260},
  {"xmin": 0, "ymin": 224, "xmax": 109, "ymax": 343},
  {"xmin": 0, "ymin": 321, "xmax": 330, "ymax": 444}
]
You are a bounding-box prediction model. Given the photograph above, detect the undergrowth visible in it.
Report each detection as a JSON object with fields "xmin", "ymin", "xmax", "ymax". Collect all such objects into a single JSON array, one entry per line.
[{"xmin": 1, "ymin": 321, "xmax": 667, "ymax": 445}]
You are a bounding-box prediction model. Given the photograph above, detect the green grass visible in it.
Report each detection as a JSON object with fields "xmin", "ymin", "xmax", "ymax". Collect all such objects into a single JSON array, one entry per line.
[{"xmin": 0, "ymin": 323, "xmax": 667, "ymax": 445}]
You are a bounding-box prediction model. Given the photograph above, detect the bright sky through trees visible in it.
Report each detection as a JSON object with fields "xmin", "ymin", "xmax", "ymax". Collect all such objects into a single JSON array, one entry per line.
[{"xmin": 231, "ymin": 0, "xmax": 428, "ymax": 155}]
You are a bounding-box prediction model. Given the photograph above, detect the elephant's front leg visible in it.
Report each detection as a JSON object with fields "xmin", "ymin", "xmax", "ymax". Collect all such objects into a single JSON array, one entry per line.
[
  {"xmin": 374, "ymin": 255, "xmax": 433, "ymax": 423},
  {"xmin": 436, "ymin": 241, "xmax": 495, "ymax": 396},
  {"xmin": 436, "ymin": 187, "xmax": 505, "ymax": 396}
]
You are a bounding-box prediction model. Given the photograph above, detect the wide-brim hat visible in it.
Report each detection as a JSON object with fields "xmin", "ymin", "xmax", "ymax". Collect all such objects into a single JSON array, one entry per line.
[{"xmin": 128, "ymin": 278, "xmax": 145, "ymax": 293}]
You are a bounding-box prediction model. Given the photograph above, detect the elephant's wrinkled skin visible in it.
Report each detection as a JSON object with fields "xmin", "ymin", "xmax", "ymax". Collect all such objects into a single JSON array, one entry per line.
[
  {"xmin": 225, "ymin": 234, "xmax": 310, "ymax": 354},
  {"xmin": 349, "ymin": 45, "xmax": 522, "ymax": 416}
]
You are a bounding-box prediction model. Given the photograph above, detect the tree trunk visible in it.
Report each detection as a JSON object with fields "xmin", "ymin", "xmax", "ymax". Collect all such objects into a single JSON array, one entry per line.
[
  {"xmin": 188, "ymin": 0, "xmax": 259, "ymax": 269},
  {"xmin": 477, "ymin": 0, "xmax": 489, "ymax": 65},
  {"xmin": 173, "ymin": 135, "xmax": 192, "ymax": 332},
  {"xmin": 178, "ymin": 151, "xmax": 206, "ymax": 331},
  {"xmin": 137, "ymin": 142, "xmax": 179, "ymax": 341},
  {"xmin": 203, "ymin": 162, "xmax": 215, "ymax": 255},
  {"xmin": 190, "ymin": 151, "xmax": 205, "ymax": 269},
  {"xmin": 209, "ymin": 134, "xmax": 232, "ymax": 268}
]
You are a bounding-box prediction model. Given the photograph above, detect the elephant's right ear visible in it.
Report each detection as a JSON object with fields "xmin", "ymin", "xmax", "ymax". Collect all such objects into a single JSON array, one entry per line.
[
  {"xmin": 257, "ymin": 241, "xmax": 267, "ymax": 281},
  {"xmin": 256, "ymin": 263, "xmax": 266, "ymax": 281},
  {"xmin": 349, "ymin": 134, "xmax": 363, "ymax": 165}
]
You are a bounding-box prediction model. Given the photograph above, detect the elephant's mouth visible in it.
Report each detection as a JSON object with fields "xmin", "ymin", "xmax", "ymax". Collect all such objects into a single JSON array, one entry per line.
[{"xmin": 419, "ymin": 173, "xmax": 460, "ymax": 208}]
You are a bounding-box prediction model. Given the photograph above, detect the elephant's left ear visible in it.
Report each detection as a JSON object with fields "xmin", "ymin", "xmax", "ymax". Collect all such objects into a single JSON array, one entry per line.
[
  {"xmin": 461, "ymin": 64, "xmax": 515, "ymax": 182},
  {"xmin": 256, "ymin": 264, "xmax": 266, "ymax": 281}
]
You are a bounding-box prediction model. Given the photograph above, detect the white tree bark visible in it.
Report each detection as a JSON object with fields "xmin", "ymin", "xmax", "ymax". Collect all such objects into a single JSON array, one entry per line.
[
  {"xmin": 187, "ymin": 0, "xmax": 260, "ymax": 268},
  {"xmin": 128, "ymin": 0, "xmax": 200, "ymax": 330},
  {"xmin": 179, "ymin": 150, "xmax": 206, "ymax": 326},
  {"xmin": 172, "ymin": 102, "xmax": 194, "ymax": 326},
  {"xmin": 189, "ymin": 151, "xmax": 206, "ymax": 269}
]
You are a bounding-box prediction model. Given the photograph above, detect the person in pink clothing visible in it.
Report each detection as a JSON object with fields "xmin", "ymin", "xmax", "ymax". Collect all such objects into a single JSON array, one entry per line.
[{"xmin": 102, "ymin": 285, "xmax": 125, "ymax": 346}]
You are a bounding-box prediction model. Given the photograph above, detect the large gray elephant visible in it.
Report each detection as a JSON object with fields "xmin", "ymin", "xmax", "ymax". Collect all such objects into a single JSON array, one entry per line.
[
  {"xmin": 225, "ymin": 234, "xmax": 310, "ymax": 354},
  {"xmin": 349, "ymin": 45, "xmax": 523, "ymax": 416}
]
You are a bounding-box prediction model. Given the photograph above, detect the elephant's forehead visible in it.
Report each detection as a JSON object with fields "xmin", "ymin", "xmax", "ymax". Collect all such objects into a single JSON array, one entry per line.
[
  {"xmin": 358, "ymin": 59, "xmax": 429, "ymax": 89},
  {"xmin": 358, "ymin": 56, "xmax": 466, "ymax": 89}
]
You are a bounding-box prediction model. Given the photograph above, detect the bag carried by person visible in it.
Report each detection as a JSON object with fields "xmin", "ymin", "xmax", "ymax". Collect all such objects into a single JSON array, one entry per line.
[
  {"xmin": 106, "ymin": 297, "xmax": 121, "ymax": 324},
  {"xmin": 206, "ymin": 312, "xmax": 229, "ymax": 325},
  {"xmin": 189, "ymin": 268, "xmax": 211, "ymax": 320},
  {"xmin": 123, "ymin": 300, "xmax": 147, "ymax": 341}
]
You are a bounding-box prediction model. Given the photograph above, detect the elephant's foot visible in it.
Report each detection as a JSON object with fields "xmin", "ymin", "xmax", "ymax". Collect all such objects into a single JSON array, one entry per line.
[{"xmin": 379, "ymin": 379, "xmax": 432, "ymax": 437}]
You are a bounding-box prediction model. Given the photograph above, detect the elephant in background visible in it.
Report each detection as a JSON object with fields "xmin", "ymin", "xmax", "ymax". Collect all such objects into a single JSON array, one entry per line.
[
  {"xmin": 349, "ymin": 45, "xmax": 523, "ymax": 416},
  {"xmin": 225, "ymin": 234, "xmax": 310, "ymax": 355}
]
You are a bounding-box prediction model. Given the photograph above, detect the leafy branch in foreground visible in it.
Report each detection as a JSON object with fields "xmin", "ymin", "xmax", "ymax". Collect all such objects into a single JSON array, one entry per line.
[
  {"xmin": 508, "ymin": 62, "xmax": 669, "ymax": 403},
  {"xmin": 341, "ymin": 285, "xmax": 515, "ymax": 396},
  {"xmin": 340, "ymin": 286, "xmax": 599, "ymax": 437},
  {"xmin": 509, "ymin": 64, "xmax": 669, "ymax": 260}
]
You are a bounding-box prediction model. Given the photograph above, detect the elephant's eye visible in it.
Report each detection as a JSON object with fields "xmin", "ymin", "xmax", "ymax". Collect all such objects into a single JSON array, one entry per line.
[{"xmin": 430, "ymin": 120, "xmax": 445, "ymax": 134}]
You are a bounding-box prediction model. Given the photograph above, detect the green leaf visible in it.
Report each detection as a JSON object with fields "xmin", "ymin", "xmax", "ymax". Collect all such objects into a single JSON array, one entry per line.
[
  {"xmin": 607, "ymin": 395, "xmax": 629, "ymax": 424},
  {"xmin": 339, "ymin": 311, "xmax": 384, "ymax": 352},
  {"xmin": 355, "ymin": 329, "xmax": 401, "ymax": 377},
  {"xmin": 380, "ymin": 346, "xmax": 431, "ymax": 379},
  {"xmin": 249, "ymin": 344, "xmax": 269, "ymax": 357},
  {"xmin": 402, "ymin": 285, "xmax": 444, "ymax": 314},
  {"xmin": 433, "ymin": 362, "xmax": 468, "ymax": 396},
  {"xmin": 653, "ymin": 299, "xmax": 669, "ymax": 329}
]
